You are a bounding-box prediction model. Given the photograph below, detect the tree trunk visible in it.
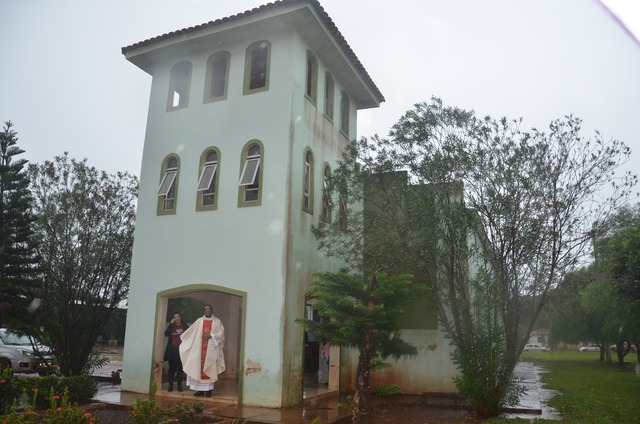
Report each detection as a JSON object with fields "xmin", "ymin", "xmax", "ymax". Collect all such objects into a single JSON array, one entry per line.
[{"xmin": 352, "ymin": 327, "xmax": 373, "ymax": 424}]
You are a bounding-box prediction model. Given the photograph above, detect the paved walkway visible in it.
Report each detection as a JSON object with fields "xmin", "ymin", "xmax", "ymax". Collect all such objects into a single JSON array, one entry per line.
[
  {"xmin": 503, "ymin": 361, "xmax": 561, "ymax": 420},
  {"xmin": 92, "ymin": 359, "xmax": 560, "ymax": 423}
]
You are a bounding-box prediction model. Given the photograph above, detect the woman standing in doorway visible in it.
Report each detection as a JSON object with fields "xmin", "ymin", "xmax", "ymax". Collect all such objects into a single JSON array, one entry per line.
[{"xmin": 164, "ymin": 312, "xmax": 188, "ymax": 391}]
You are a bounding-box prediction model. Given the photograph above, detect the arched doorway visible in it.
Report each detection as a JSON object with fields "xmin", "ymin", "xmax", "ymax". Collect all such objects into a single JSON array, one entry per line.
[{"xmin": 155, "ymin": 285, "xmax": 245, "ymax": 403}]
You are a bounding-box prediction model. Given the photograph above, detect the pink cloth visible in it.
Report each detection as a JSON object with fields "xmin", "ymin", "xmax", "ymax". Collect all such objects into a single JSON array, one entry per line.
[{"xmin": 322, "ymin": 343, "xmax": 331, "ymax": 364}]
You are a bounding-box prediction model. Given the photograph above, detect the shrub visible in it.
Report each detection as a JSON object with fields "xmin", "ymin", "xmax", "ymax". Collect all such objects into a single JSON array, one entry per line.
[
  {"xmin": 16, "ymin": 375, "xmax": 57, "ymax": 409},
  {"xmin": 128, "ymin": 398, "xmax": 205, "ymax": 424},
  {"xmin": 58, "ymin": 375, "xmax": 98, "ymax": 405},
  {"xmin": 0, "ymin": 368, "xmax": 20, "ymax": 414},
  {"xmin": 450, "ymin": 325, "xmax": 525, "ymax": 418},
  {"xmin": 0, "ymin": 386, "xmax": 96, "ymax": 424},
  {"xmin": 128, "ymin": 397, "xmax": 164, "ymax": 424},
  {"xmin": 372, "ymin": 384, "xmax": 403, "ymax": 396},
  {"xmin": 42, "ymin": 387, "xmax": 97, "ymax": 424},
  {"xmin": 9, "ymin": 375, "xmax": 97, "ymax": 410},
  {"xmin": 0, "ymin": 406, "xmax": 41, "ymax": 424},
  {"xmin": 164, "ymin": 402, "xmax": 204, "ymax": 424}
]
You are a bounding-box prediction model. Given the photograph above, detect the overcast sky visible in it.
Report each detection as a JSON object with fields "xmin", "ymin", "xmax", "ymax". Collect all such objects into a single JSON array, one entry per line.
[{"xmin": 1, "ymin": 0, "xmax": 639, "ymax": 182}]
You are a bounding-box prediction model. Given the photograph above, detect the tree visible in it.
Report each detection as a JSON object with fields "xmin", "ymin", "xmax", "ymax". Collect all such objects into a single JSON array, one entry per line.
[
  {"xmin": 324, "ymin": 97, "xmax": 636, "ymax": 417},
  {"xmin": 579, "ymin": 272, "xmax": 626, "ymax": 361},
  {"xmin": 597, "ymin": 213, "xmax": 640, "ymax": 364},
  {"xmin": 26, "ymin": 154, "xmax": 138, "ymax": 376},
  {"xmin": 547, "ymin": 205, "xmax": 640, "ymax": 364},
  {"xmin": 297, "ymin": 272, "xmax": 419, "ymax": 424},
  {"xmin": 547, "ymin": 268, "xmax": 603, "ymax": 356},
  {"xmin": 0, "ymin": 121, "xmax": 40, "ymax": 328}
]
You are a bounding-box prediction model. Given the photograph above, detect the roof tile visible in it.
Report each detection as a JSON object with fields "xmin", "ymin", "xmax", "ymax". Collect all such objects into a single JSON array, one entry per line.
[{"xmin": 121, "ymin": 0, "xmax": 384, "ymax": 102}]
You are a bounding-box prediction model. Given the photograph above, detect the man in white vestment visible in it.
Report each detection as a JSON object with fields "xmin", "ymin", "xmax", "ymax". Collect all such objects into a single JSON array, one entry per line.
[{"xmin": 179, "ymin": 304, "xmax": 226, "ymax": 397}]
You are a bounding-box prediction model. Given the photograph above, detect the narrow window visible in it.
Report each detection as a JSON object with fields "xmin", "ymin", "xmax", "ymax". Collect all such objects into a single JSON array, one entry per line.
[
  {"xmin": 303, "ymin": 149, "xmax": 314, "ymax": 213},
  {"xmin": 340, "ymin": 91, "xmax": 350, "ymax": 136},
  {"xmin": 321, "ymin": 165, "xmax": 332, "ymax": 223},
  {"xmin": 204, "ymin": 51, "xmax": 230, "ymax": 102},
  {"xmin": 157, "ymin": 156, "xmax": 179, "ymax": 214},
  {"xmin": 324, "ymin": 72, "xmax": 334, "ymax": 121},
  {"xmin": 244, "ymin": 41, "xmax": 271, "ymax": 94},
  {"xmin": 305, "ymin": 51, "xmax": 318, "ymax": 104},
  {"xmin": 167, "ymin": 62, "xmax": 192, "ymax": 111},
  {"xmin": 250, "ymin": 47, "xmax": 268, "ymax": 89},
  {"xmin": 196, "ymin": 149, "xmax": 220, "ymax": 211},
  {"xmin": 238, "ymin": 141, "xmax": 263, "ymax": 206}
]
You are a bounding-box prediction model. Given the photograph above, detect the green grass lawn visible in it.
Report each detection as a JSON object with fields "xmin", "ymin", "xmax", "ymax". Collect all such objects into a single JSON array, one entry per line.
[
  {"xmin": 521, "ymin": 349, "xmax": 639, "ymax": 364},
  {"xmin": 488, "ymin": 350, "xmax": 640, "ymax": 423}
]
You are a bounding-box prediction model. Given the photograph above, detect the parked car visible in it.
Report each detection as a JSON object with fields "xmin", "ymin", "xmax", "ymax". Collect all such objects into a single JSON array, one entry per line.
[
  {"xmin": 579, "ymin": 344, "xmax": 601, "ymax": 352},
  {"xmin": 524, "ymin": 343, "xmax": 550, "ymax": 352},
  {"xmin": 610, "ymin": 342, "xmax": 637, "ymax": 353},
  {"xmin": 0, "ymin": 328, "xmax": 54, "ymax": 375}
]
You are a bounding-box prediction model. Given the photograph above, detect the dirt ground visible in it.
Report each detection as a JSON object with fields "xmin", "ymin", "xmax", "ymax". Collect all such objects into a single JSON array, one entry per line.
[
  {"xmin": 91, "ymin": 405, "xmax": 479, "ymax": 423},
  {"xmin": 369, "ymin": 404, "xmax": 478, "ymax": 424},
  {"xmin": 90, "ymin": 408, "xmax": 227, "ymax": 423}
]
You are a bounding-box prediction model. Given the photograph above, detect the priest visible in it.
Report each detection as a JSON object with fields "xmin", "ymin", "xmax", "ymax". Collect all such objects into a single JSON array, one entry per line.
[{"xmin": 179, "ymin": 304, "xmax": 226, "ymax": 397}]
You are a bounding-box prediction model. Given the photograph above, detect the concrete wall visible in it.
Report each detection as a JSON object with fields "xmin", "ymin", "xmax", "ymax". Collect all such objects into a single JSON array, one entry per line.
[
  {"xmin": 279, "ymin": 31, "xmax": 352, "ymax": 406},
  {"xmin": 340, "ymin": 326, "xmax": 458, "ymax": 395}
]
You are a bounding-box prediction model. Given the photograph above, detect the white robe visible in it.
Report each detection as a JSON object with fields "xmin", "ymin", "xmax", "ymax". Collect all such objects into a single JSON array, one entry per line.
[{"xmin": 179, "ymin": 316, "xmax": 226, "ymax": 387}]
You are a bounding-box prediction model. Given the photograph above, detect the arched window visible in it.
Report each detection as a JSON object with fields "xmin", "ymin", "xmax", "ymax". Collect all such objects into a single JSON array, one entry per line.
[
  {"xmin": 303, "ymin": 149, "xmax": 314, "ymax": 213},
  {"xmin": 340, "ymin": 91, "xmax": 350, "ymax": 137},
  {"xmin": 238, "ymin": 140, "xmax": 264, "ymax": 206},
  {"xmin": 244, "ymin": 41, "xmax": 271, "ymax": 94},
  {"xmin": 167, "ymin": 62, "xmax": 192, "ymax": 111},
  {"xmin": 157, "ymin": 155, "xmax": 180, "ymax": 214},
  {"xmin": 204, "ymin": 51, "xmax": 230, "ymax": 102},
  {"xmin": 196, "ymin": 148, "xmax": 220, "ymax": 211},
  {"xmin": 321, "ymin": 165, "xmax": 332, "ymax": 223},
  {"xmin": 305, "ymin": 51, "xmax": 318, "ymax": 105},
  {"xmin": 324, "ymin": 72, "xmax": 335, "ymax": 121}
]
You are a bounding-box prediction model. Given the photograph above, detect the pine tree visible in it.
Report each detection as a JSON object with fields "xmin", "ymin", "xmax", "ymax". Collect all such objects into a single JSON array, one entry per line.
[
  {"xmin": 0, "ymin": 121, "xmax": 40, "ymax": 327},
  {"xmin": 297, "ymin": 272, "xmax": 419, "ymax": 424}
]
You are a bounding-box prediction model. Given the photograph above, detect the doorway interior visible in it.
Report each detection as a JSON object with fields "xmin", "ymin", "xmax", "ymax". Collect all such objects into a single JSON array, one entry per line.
[
  {"xmin": 155, "ymin": 286, "xmax": 244, "ymax": 403},
  {"xmin": 303, "ymin": 300, "xmax": 339, "ymax": 399}
]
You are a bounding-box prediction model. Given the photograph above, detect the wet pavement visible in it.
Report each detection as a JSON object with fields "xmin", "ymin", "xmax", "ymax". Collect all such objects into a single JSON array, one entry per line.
[
  {"xmin": 91, "ymin": 347, "xmax": 351, "ymax": 423},
  {"xmin": 91, "ymin": 354, "xmax": 560, "ymax": 423},
  {"xmin": 93, "ymin": 381, "xmax": 351, "ymax": 423},
  {"xmin": 503, "ymin": 361, "xmax": 561, "ymax": 420}
]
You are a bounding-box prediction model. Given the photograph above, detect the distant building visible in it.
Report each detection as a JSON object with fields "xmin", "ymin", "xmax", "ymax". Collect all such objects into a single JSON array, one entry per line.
[
  {"xmin": 528, "ymin": 328, "xmax": 550, "ymax": 346},
  {"xmin": 121, "ymin": 0, "xmax": 458, "ymax": 408}
]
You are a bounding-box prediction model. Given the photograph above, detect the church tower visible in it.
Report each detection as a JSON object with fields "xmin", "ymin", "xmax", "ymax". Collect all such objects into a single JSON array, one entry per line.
[{"xmin": 121, "ymin": 0, "xmax": 383, "ymax": 407}]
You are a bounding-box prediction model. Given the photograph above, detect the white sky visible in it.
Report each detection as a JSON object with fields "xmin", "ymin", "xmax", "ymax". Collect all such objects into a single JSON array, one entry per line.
[{"xmin": 1, "ymin": 0, "xmax": 639, "ymax": 181}]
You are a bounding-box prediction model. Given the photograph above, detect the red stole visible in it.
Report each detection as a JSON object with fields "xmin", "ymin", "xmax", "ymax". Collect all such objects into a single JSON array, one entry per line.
[{"xmin": 200, "ymin": 319, "xmax": 213, "ymax": 379}]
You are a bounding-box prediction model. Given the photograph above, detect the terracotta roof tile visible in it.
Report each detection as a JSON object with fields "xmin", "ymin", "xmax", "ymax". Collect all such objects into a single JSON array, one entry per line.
[{"xmin": 121, "ymin": 0, "xmax": 384, "ymax": 103}]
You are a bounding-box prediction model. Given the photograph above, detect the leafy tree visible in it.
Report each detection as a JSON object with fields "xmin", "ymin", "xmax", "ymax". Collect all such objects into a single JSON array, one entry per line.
[
  {"xmin": 547, "ymin": 205, "xmax": 640, "ymax": 363},
  {"xmin": 593, "ymin": 203, "xmax": 640, "ymax": 245},
  {"xmin": 579, "ymin": 273, "xmax": 625, "ymax": 361},
  {"xmin": 322, "ymin": 97, "xmax": 635, "ymax": 417},
  {"xmin": 547, "ymin": 268, "xmax": 604, "ymax": 354},
  {"xmin": 297, "ymin": 272, "xmax": 418, "ymax": 424},
  {"xmin": 597, "ymin": 215, "xmax": 640, "ymax": 363},
  {"xmin": 26, "ymin": 154, "xmax": 138, "ymax": 375},
  {"xmin": 0, "ymin": 121, "xmax": 40, "ymax": 328}
]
